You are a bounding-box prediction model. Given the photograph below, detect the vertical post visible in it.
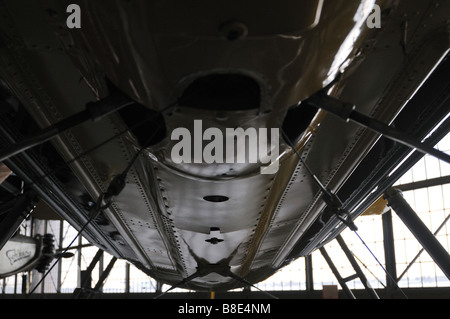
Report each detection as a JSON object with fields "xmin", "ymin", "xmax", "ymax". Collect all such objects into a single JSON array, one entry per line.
[
  {"xmin": 41, "ymin": 220, "xmax": 48, "ymax": 295},
  {"xmin": 385, "ymin": 188, "xmax": 450, "ymax": 281},
  {"xmin": 156, "ymin": 281, "xmax": 163, "ymax": 294},
  {"xmin": 21, "ymin": 274, "xmax": 28, "ymax": 294},
  {"xmin": 77, "ymin": 236, "xmax": 82, "ymax": 289},
  {"xmin": 56, "ymin": 220, "xmax": 64, "ymax": 294},
  {"xmin": 125, "ymin": 262, "xmax": 130, "ymax": 294},
  {"xmin": 99, "ymin": 253, "xmax": 104, "ymax": 294},
  {"xmin": 382, "ymin": 210, "xmax": 398, "ymax": 288},
  {"xmin": 14, "ymin": 275, "xmax": 17, "ymax": 294},
  {"xmin": 2, "ymin": 278, "xmax": 6, "ymax": 295},
  {"xmin": 305, "ymin": 255, "xmax": 314, "ymax": 292}
]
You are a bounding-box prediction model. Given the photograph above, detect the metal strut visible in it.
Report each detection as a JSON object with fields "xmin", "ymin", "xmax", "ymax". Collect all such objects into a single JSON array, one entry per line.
[
  {"xmin": 282, "ymin": 130, "xmax": 358, "ymax": 232},
  {"xmin": 73, "ymin": 248, "xmax": 118, "ymax": 299},
  {"xmin": 282, "ymin": 128, "xmax": 404, "ymax": 299},
  {"xmin": 0, "ymin": 91, "xmax": 135, "ymax": 163},
  {"xmin": 384, "ymin": 188, "xmax": 450, "ymax": 281},
  {"xmin": 303, "ymin": 93, "xmax": 450, "ymax": 165},
  {"xmin": 28, "ymin": 171, "xmax": 127, "ymax": 296},
  {"xmin": 320, "ymin": 235, "xmax": 380, "ymax": 299}
]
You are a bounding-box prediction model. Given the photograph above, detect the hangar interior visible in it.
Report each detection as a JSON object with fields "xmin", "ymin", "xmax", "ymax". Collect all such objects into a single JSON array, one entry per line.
[
  {"xmin": 0, "ymin": 0, "xmax": 450, "ymax": 301},
  {"xmin": 2, "ymin": 131, "xmax": 450, "ymax": 299}
]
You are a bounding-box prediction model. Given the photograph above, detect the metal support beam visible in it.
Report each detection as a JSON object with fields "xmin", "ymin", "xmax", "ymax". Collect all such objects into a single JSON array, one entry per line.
[
  {"xmin": 92, "ymin": 257, "xmax": 117, "ymax": 293},
  {"xmin": 385, "ymin": 188, "xmax": 450, "ymax": 281},
  {"xmin": 125, "ymin": 263, "xmax": 130, "ymax": 294},
  {"xmin": 336, "ymin": 235, "xmax": 380, "ymax": 299},
  {"xmin": 156, "ymin": 281, "xmax": 163, "ymax": 294},
  {"xmin": 395, "ymin": 175, "xmax": 450, "ymax": 192},
  {"xmin": 0, "ymin": 91, "xmax": 134, "ymax": 163},
  {"xmin": 72, "ymin": 249, "xmax": 104, "ymax": 299},
  {"xmin": 382, "ymin": 210, "xmax": 398, "ymax": 288},
  {"xmin": 72, "ymin": 255, "xmax": 117, "ymax": 299},
  {"xmin": 320, "ymin": 234, "xmax": 381, "ymax": 299},
  {"xmin": 305, "ymin": 93, "xmax": 450, "ymax": 165},
  {"xmin": 398, "ymin": 207, "xmax": 450, "ymax": 282},
  {"xmin": 319, "ymin": 247, "xmax": 356, "ymax": 299},
  {"xmin": 21, "ymin": 274, "xmax": 28, "ymax": 295},
  {"xmin": 305, "ymin": 255, "xmax": 314, "ymax": 292},
  {"xmin": 56, "ymin": 220, "xmax": 64, "ymax": 293}
]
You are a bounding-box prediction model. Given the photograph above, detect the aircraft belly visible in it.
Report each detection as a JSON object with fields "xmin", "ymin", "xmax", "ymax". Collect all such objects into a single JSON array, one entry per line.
[
  {"xmin": 177, "ymin": 229, "xmax": 249, "ymax": 265},
  {"xmin": 152, "ymin": 160, "xmax": 274, "ymax": 275},
  {"xmin": 111, "ymin": 177, "xmax": 176, "ymax": 271},
  {"xmin": 44, "ymin": 0, "xmax": 375, "ymax": 119},
  {"xmin": 4, "ymin": 0, "xmax": 448, "ymax": 292}
]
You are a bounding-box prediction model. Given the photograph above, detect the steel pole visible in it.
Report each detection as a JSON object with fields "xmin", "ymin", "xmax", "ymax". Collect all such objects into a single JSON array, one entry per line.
[{"xmin": 385, "ymin": 188, "xmax": 450, "ymax": 281}]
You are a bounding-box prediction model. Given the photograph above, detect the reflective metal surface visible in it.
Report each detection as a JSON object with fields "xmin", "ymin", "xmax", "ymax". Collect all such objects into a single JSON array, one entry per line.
[{"xmin": 0, "ymin": 0, "xmax": 449, "ymax": 291}]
